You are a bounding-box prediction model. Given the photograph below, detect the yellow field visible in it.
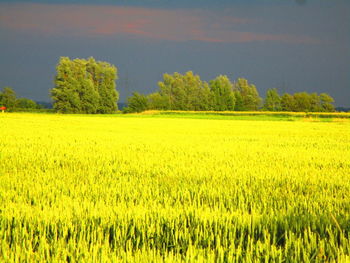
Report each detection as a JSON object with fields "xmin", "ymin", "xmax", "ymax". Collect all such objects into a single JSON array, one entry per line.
[
  {"xmin": 0, "ymin": 113, "xmax": 349, "ymax": 262},
  {"xmin": 138, "ymin": 110, "xmax": 350, "ymax": 118}
]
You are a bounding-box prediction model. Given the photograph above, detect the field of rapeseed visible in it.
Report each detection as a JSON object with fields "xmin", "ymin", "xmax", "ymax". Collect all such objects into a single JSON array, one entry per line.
[{"xmin": 0, "ymin": 113, "xmax": 349, "ymax": 262}]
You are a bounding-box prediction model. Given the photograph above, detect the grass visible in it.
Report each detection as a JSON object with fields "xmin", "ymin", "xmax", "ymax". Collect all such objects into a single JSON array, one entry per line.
[{"xmin": 119, "ymin": 110, "xmax": 350, "ymax": 122}]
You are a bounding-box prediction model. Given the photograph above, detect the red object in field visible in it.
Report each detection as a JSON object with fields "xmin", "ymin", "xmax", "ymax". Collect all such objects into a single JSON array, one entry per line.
[{"xmin": 0, "ymin": 106, "xmax": 6, "ymax": 111}]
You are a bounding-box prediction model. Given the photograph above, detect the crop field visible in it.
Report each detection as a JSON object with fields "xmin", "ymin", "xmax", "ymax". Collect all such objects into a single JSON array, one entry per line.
[{"xmin": 0, "ymin": 113, "xmax": 349, "ymax": 262}]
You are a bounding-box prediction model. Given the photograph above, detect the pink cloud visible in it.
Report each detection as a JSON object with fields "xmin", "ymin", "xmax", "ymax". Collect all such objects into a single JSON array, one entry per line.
[{"xmin": 0, "ymin": 3, "xmax": 319, "ymax": 44}]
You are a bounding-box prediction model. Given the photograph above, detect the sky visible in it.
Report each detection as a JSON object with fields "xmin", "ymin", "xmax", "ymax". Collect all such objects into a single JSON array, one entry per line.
[{"xmin": 0, "ymin": 0, "xmax": 349, "ymax": 106}]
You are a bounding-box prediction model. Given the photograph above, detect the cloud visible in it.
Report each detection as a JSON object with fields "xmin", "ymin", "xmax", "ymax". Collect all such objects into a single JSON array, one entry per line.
[
  {"xmin": 295, "ymin": 0, "xmax": 307, "ymax": 5},
  {"xmin": 0, "ymin": 3, "xmax": 319, "ymax": 44}
]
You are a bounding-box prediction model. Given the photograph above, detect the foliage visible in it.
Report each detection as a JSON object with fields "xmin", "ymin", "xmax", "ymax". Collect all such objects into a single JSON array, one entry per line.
[
  {"xmin": 0, "ymin": 87, "xmax": 17, "ymax": 111},
  {"xmin": 51, "ymin": 57, "xmax": 119, "ymax": 114},
  {"xmin": 130, "ymin": 74, "xmax": 264, "ymax": 112},
  {"xmin": 147, "ymin": 92, "xmax": 171, "ymax": 110},
  {"xmin": 281, "ymin": 93, "xmax": 295, "ymax": 111},
  {"xmin": 320, "ymin": 93, "xmax": 335, "ymax": 112},
  {"xmin": 281, "ymin": 92, "xmax": 335, "ymax": 112},
  {"xmin": 123, "ymin": 71, "xmax": 337, "ymax": 113},
  {"xmin": 157, "ymin": 71, "xmax": 210, "ymax": 111},
  {"xmin": 234, "ymin": 78, "xmax": 262, "ymax": 111},
  {"xmin": 123, "ymin": 92, "xmax": 149, "ymax": 113},
  {"xmin": 0, "ymin": 87, "xmax": 44, "ymax": 111},
  {"xmin": 0, "ymin": 113, "xmax": 349, "ymax": 262},
  {"xmin": 16, "ymin": 98, "xmax": 40, "ymax": 109},
  {"xmin": 209, "ymin": 75, "xmax": 235, "ymax": 111},
  {"xmin": 293, "ymin": 92, "xmax": 312, "ymax": 112},
  {"xmin": 264, "ymin": 88, "xmax": 281, "ymax": 111}
]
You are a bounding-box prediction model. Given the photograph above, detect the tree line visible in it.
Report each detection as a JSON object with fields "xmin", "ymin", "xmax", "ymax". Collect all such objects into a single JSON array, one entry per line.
[
  {"xmin": 0, "ymin": 87, "xmax": 42, "ymax": 111},
  {"xmin": 0, "ymin": 57, "xmax": 337, "ymax": 113},
  {"xmin": 124, "ymin": 71, "xmax": 335, "ymax": 113}
]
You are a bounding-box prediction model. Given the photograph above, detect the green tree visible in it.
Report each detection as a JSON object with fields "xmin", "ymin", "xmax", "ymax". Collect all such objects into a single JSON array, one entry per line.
[
  {"xmin": 0, "ymin": 87, "xmax": 17, "ymax": 111},
  {"xmin": 51, "ymin": 57, "xmax": 119, "ymax": 114},
  {"xmin": 234, "ymin": 78, "xmax": 261, "ymax": 111},
  {"xmin": 51, "ymin": 57, "xmax": 82, "ymax": 113},
  {"xmin": 209, "ymin": 75, "xmax": 235, "ymax": 111},
  {"xmin": 16, "ymin": 98, "xmax": 39, "ymax": 109},
  {"xmin": 158, "ymin": 72, "xmax": 186, "ymax": 110},
  {"xmin": 147, "ymin": 92, "xmax": 170, "ymax": 110},
  {"xmin": 293, "ymin": 92, "xmax": 312, "ymax": 112},
  {"xmin": 234, "ymin": 91, "xmax": 244, "ymax": 111},
  {"xmin": 124, "ymin": 92, "xmax": 149, "ymax": 113},
  {"xmin": 198, "ymin": 84, "xmax": 212, "ymax": 111},
  {"xmin": 157, "ymin": 71, "xmax": 208, "ymax": 110},
  {"xmin": 264, "ymin": 88, "xmax": 281, "ymax": 111},
  {"xmin": 183, "ymin": 71, "xmax": 209, "ymax": 111},
  {"xmin": 281, "ymin": 92, "xmax": 335, "ymax": 112},
  {"xmin": 72, "ymin": 58, "xmax": 100, "ymax": 113},
  {"xmin": 93, "ymin": 61, "xmax": 119, "ymax": 113},
  {"xmin": 319, "ymin": 93, "xmax": 335, "ymax": 112},
  {"xmin": 309, "ymin": 93, "xmax": 322, "ymax": 112},
  {"xmin": 281, "ymin": 93, "xmax": 295, "ymax": 111}
]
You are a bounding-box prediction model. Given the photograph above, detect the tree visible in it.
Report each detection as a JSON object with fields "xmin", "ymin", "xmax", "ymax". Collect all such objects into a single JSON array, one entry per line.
[
  {"xmin": 16, "ymin": 98, "xmax": 39, "ymax": 109},
  {"xmin": 234, "ymin": 78, "xmax": 261, "ymax": 111},
  {"xmin": 123, "ymin": 92, "xmax": 149, "ymax": 113},
  {"xmin": 281, "ymin": 93, "xmax": 295, "ymax": 111},
  {"xmin": 264, "ymin": 88, "xmax": 281, "ymax": 111},
  {"xmin": 233, "ymin": 91, "xmax": 244, "ymax": 111},
  {"xmin": 121, "ymin": 71, "xmax": 338, "ymax": 113},
  {"xmin": 183, "ymin": 72, "xmax": 210, "ymax": 111},
  {"xmin": 198, "ymin": 84, "xmax": 212, "ymax": 111},
  {"xmin": 74, "ymin": 59, "xmax": 100, "ymax": 114},
  {"xmin": 0, "ymin": 87, "xmax": 17, "ymax": 111},
  {"xmin": 147, "ymin": 92, "xmax": 170, "ymax": 110},
  {"xmin": 91, "ymin": 60, "xmax": 119, "ymax": 114},
  {"xmin": 209, "ymin": 75, "xmax": 235, "ymax": 111},
  {"xmin": 281, "ymin": 92, "xmax": 336, "ymax": 112},
  {"xmin": 51, "ymin": 57, "xmax": 82, "ymax": 113},
  {"xmin": 309, "ymin": 93, "xmax": 322, "ymax": 112},
  {"xmin": 157, "ymin": 71, "xmax": 209, "ymax": 111},
  {"xmin": 293, "ymin": 92, "xmax": 312, "ymax": 112},
  {"xmin": 157, "ymin": 72, "xmax": 182, "ymax": 110},
  {"xmin": 319, "ymin": 93, "xmax": 335, "ymax": 112},
  {"xmin": 51, "ymin": 57, "xmax": 119, "ymax": 114}
]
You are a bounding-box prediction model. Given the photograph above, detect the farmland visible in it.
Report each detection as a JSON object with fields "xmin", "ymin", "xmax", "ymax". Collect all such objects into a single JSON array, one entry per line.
[{"xmin": 0, "ymin": 113, "xmax": 349, "ymax": 262}]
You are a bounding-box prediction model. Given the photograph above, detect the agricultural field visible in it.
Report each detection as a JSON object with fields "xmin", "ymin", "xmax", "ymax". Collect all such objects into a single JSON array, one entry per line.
[{"xmin": 0, "ymin": 112, "xmax": 349, "ymax": 262}]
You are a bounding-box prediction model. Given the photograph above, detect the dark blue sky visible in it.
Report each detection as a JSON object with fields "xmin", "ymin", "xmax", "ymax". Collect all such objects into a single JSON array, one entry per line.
[{"xmin": 0, "ymin": 0, "xmax": 349, "ymax": 106}]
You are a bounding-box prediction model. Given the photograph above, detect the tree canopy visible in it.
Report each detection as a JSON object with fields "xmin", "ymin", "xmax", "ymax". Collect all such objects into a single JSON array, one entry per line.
[
  {"xmin": 0, "ymin": 87, "xmax": 17, "ymax": 111},
  {"xmin": 124, "ymin": 71, "xmax": 337, "ymax": 113},
  {"xmin": 280, "ymin": 92, "xmax": 335, "ymax": 112},
  {"xmin": 0, "ymin": 87, "xmax": 41, "ymax": 112},
  {"xmin": 51, "ymin": 57, "xmax": 119, "ymax": 114},
  {"xmin": 1, "ymin": 63, "xmax": 337, "ymax": 114},
  {"xmin": 210, "ymin": 75, "xmax": 235, "ymax": 111},
  {"xmin": 123, "ymin": 92, "xmax": 149, "ymax": 113},
  {"xmin": 264, "ymin": 88, "xmax": 281, "ymax": 111},
  {"xmin": 234, "ymin": 78, "xmax": 261, "ymax": 111},
  {"xmin": 125, "ymin": 73, "xmax": 261, "ymax": 113},
  {"xmin": 156, "ymin": 71, "xmax": 211, "ymax": 111}
]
